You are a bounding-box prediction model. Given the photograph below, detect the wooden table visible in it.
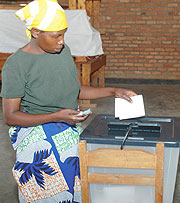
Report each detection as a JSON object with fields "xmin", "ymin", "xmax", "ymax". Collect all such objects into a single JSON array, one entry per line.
[{"xmin": 74, "ymin": 54, "xmax": 106, "ymax": 108}]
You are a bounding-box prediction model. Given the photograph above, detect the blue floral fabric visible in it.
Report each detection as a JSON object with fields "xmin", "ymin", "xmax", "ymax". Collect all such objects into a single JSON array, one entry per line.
[{"xmin": 9, "ymin": 122, "xmax": 83, "ymax": 203}]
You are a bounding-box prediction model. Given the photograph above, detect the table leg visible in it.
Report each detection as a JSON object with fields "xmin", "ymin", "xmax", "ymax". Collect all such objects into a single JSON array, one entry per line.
[
  {"xmin": 80, "ymin": 63, "xmax": 97, "ymax": 108},
  {"xmin": 92, "ymin": 71, "xmax": 98, "ymax": 87},
  {"xmin": 98, "ymin": 66, "xmax": 105, "ymax": 88}
]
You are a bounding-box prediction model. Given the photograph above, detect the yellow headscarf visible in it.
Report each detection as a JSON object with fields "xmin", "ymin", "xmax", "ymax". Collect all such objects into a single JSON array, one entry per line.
[{"xmin": 15, "ymin": 0, "xmax": 68, "ymax": 39}]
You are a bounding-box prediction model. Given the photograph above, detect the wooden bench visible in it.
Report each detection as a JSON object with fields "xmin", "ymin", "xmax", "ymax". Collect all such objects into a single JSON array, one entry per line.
[{"xmin": 74, "ymin": 55, "xmax": 106, "ymax": 107}]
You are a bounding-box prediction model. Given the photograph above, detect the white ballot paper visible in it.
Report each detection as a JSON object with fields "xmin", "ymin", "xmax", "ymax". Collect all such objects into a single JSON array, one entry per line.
[{"xmin": 115, "ymin": 95, "xmax": 145, "ymax": 120}]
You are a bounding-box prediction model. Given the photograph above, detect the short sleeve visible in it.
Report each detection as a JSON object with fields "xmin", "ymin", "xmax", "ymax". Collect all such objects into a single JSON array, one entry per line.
[{"xmin": 1, "ymin": 59, "xmax": 25, "ymax": 98}]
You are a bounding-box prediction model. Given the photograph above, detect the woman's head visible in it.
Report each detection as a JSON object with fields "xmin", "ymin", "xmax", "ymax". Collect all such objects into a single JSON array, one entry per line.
[
  {"xmin": 31, "ymin": 27, "xmax": 67, "ymax": 53},
  {"xmin": 15, "ymin": 0, "xmax": 68, "ymax": 39}
]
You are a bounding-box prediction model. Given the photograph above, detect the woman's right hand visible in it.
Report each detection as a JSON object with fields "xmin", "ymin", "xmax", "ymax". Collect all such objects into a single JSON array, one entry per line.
[
  {"xmin": 2, "ymin": 98, "xmax": 90, "ymax": 127},
  {"xmin": 53, "ymin": 108, "xmax": 90, "ymax": 125}
]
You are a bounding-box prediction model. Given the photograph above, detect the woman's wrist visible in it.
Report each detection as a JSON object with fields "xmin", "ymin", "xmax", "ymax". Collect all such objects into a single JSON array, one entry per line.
[{"xmin": 50, "ymin": 111, "xmax": 62, "ymax": 123}]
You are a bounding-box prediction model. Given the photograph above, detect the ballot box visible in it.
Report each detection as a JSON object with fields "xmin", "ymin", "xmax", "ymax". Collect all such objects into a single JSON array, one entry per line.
[{"xmin": 80, "ymin": 115, "xmax": 180, "ymax": 203}]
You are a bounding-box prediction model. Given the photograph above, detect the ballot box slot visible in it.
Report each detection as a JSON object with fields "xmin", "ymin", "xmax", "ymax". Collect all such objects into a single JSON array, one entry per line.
[
  {"xmin": 102, "ymin": 115, "xmax": 172, "ymax": 123},
  {"xmin": 108, "ymin": 122, "xmax": 161, "ymax": 138}
]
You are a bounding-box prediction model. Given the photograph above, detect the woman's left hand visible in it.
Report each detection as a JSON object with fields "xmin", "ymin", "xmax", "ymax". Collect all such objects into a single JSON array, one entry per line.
[{"xmin": 114, "ymin": 88, "xmax": 137, "ymax": 103}]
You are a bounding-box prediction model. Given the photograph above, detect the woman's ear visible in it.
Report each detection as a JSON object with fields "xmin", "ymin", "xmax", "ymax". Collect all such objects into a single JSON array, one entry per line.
[{"xmin": 31, "ymin": 28, "xmax": 40, "ymax": 39}]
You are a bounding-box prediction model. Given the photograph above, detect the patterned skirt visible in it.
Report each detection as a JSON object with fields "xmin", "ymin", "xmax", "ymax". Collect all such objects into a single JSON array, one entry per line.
[{"xmin": 9, "ymin": 122, "xmax": 83, "ymax": 203}]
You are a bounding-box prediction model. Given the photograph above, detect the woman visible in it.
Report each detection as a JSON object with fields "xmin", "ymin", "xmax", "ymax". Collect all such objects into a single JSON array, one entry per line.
[{"xmin": 1, "ymin": 0, "xmax": 137, "ymax": 202}]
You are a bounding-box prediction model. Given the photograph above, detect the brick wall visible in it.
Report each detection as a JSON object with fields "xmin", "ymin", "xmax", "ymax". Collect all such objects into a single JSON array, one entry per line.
[
  {"xmin": 6, "ymin": 0, "xmax": 180, "ymax": 80},
  {"xmin": 99, "ymin": 0, "xmax": 180, "ymax": 80}
]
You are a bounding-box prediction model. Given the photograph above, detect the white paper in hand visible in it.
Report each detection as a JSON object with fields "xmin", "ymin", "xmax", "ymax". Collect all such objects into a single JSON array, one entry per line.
[{"xmin": 115, "ymin": 95, "xmax": 145, "ymax": 120}]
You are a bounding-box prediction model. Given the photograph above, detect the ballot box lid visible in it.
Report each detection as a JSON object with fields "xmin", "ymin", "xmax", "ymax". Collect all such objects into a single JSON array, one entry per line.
[{"xmin": 80, "ymin": 114, "xmax": 180, "ymax": 148}]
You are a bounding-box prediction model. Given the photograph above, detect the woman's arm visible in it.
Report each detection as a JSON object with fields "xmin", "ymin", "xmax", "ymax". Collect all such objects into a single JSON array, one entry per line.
[
  {"xmin": 2, "ymin": 98, "xmax": 89, "ymax": 127},
  {"xmin": 79, "ymin": 85, "xmax": 137, "ymax": 102}
]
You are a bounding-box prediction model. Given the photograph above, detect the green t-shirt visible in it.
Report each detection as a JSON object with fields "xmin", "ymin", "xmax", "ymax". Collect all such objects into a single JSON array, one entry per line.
[{"xmin": 1, "ymin": 44, "xmax": 80, "ymax": 114}]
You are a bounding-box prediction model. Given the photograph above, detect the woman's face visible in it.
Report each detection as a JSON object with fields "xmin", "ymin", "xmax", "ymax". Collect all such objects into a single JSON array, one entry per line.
[{"xmin": 37, "ymin": 28, "xmax": 67, "ymax": 54}]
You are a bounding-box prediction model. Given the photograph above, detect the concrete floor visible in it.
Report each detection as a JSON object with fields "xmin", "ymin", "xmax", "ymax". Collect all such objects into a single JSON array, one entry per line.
[{"xmin": 0, "ymin": 83, "xmax": 180, "ymax": 203}]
